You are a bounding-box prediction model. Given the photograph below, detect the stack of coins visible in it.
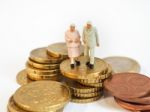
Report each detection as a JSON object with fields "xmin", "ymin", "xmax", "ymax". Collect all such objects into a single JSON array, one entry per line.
[
  {"xmin": 7, "ymin": 81, "xmax": 71, "ymax": 112},
  {"xmin": 60, "ymin": 56, "xmax": 113, "ymax": 103},
  {"xmin": 104, "ymin": 73, "xmax": 150, "ymax": 111},
  {"xmin": 17, "ymin": 42, "xmax": 84, "ymax": 85}
]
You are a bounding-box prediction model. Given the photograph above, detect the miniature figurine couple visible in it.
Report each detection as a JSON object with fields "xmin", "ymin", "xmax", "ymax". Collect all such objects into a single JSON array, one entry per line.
[{"xmin": 65, "ymin": 21, "xmax": 99, "ymax": 69}]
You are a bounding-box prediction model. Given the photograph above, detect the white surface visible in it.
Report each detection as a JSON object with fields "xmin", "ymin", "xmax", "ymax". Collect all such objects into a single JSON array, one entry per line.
[{"xmin": 0, "ymin": 0, "xmax": 150, "ymax": 112}]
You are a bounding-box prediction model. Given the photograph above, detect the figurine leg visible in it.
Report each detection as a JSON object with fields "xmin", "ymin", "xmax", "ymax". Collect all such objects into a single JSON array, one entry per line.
[
  {"xmin": 89, "ymin": 47, "xmax": 95, "ymax": 69},
  {"xmin": 84, "ymin": 46, "xmax": 90, "ymax": 65},
  {"xmin": 75, "ymin": 57, "xmax": 80, "ymax": 66},
  {"xmin": 70, "ymin": 58, "xmax": 75, "ymax": 69}
]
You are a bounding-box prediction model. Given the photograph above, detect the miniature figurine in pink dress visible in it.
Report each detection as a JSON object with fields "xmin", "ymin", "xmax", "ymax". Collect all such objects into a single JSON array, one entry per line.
[{"xmin": 65, "ymin": 24, "xmax": 81, "ymax": 69}]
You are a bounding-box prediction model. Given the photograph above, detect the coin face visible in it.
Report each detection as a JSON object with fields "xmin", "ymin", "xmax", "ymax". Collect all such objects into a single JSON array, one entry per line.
[
  {"xmin": 60, "ymin": 56, "xmax": 108, "ymax": 80},
  {"xmin": 13, "ymin": 81, "xmax": 71, "ymax": 112},
  {"xmin": 115, "ymin": 97, "xmax": 150, "ymax": 111},
  {"xmin": 47, "ymin": 42, "xmax": 84, "ymax": 58},
  {"xmin": 104, "ymin": 73, "xmax": 150, "ymax": 99},
  {"xmin": 103, "ymin": 56, "xmax": 141, "ymax": 73},
  {"xmin": 30, "ymin": 47, "xmax": 63, "ymax": 64},
  {"xmin": 16, "ymin": 69, "xmax": 33, "ymax": 85}
]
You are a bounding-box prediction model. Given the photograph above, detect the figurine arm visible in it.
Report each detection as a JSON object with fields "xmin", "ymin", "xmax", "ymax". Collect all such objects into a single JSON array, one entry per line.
[
  {"xmin": 65, "ymin": 32, "xmax": 71, "ymax": 43},
  {"xmin": 82, "ymin": 28, "xmax": 86, "ymax": 44},
  {"xmin": 95, "ymin": 28, "xmax": 99, "ymax": 46}
]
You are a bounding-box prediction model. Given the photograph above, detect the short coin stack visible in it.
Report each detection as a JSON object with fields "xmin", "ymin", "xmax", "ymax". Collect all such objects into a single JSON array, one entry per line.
[
  {"xmin": 60, "ymin": 56, "xmax": 113, "ymax": 103},
  {"xmin": 17, "ymin": 42, "xmax": 81, "ymax": 85},
  {"xmin": 26, "ymin": 47, "xmax": 64, "ymax": 81},
  {"xmin": 7, "ymin": 81, "xmax": 71, "ymax": 112},
  {"xmin": 104, "ymin": 73, "xmax": 150, "ymax": 111}
]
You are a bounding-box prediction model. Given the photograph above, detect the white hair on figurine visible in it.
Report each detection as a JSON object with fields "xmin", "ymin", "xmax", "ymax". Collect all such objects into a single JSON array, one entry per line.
[
  {"xmin": 70, "ymin": 23, "xmax": 75, "ymax": 27},
  {"xmin": 87, "ymin": 21, "xmax": 92, "ymax": 25}
]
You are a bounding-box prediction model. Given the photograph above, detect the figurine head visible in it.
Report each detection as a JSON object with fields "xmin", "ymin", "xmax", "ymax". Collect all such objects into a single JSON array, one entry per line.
[
  {"xmin": 86, "ymin": 21, "xmax": 92, "ymax": 29},
  {"xmin": 70, "ymin": 24, "xmax": 75, "ymax": 32}
]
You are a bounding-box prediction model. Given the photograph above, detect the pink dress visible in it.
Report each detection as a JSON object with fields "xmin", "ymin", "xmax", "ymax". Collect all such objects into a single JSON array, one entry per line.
[{"xmin": 65, "ymin": 30, "xmax": 81, "ymax": 58}]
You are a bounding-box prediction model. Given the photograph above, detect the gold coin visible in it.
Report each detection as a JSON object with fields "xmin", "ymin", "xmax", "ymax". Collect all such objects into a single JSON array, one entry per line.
[
  {"xmin": 73, "ymin": 91, "xmax": 102, "ymax": 98},
  {"xmin": 103, "ymin": 56, "xmax": 141, "ymax": 73},
  {"xmin": 77, "ymin": 64, "xmax": 112, "ymax": 84},
  {"xmin": 8, "ymin": 96, "xmax": 26, "ymax": 112},
  {"xmin": 13, "ymin": 81, "xmax": 71, "ymax": 112},
  {"xmin": 71, "ymin": 95, "xmax": 102, "ymax": 103},
  {"xmin": 30, "ymin": 47, "xmax": 63, "ymax": 64},
  {"xmin": 27, "ymin": 72, "xmax": 60, "ymax": 81},
  {"xmin": 47, "ymin": 42, "xmax": 84, "ymax": 58},
  {"xmin": 79, "ymin": 82, "xmax": 103, "ymax": 88},
  {"xmin": 62, "ymin": 77, "xmax": 101, "ymax": 94},
  {"xmin": 16, "ymin": 69, "xmax": 33, "ymax": 85},
  {"xmin": 7, "ymin": 96, "xmax": 64, "ymax": 112},
  {"xmin": 26, "ymin": 63, "xmax": 60, "ymax": 75},
  {"xmin": 60, "ymin": 56, "xmax": 108, "ymax": 80},
  {"xmin": 28, "ymin": 58, "xmax": 60, "ymax": 70}
]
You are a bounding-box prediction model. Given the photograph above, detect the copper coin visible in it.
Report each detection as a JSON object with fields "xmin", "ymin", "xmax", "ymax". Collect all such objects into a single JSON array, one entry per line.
[
  {"xmin": 115, "ymin": 97, "xmax": 150, "ymax": 111},
  {"xmin": 120, "ymin": 94, "xmax": 150, "ymax": 105},
  {"xmin": 104, "ymin": 73, "xmax": 150, "ymax": 99}
]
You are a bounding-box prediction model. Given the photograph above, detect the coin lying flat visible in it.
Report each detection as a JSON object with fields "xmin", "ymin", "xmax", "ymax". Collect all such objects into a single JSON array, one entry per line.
[
  {"xmin": 26, "ymin": 63, "xmax": 60, "ymax": 75},
  {"xmin": 104, "ymin": 73, "xmax": 150, "ymax": 99},
  {"xmin": 79, "ymin": 82, "xmax": 103, "ymax": 88},
  {"xmin": 30, "ymin": 47, "xmax": 63, "ymax": 64},
  {"xmin": 47, "ymin": 42, "xmax": 84, "ymax": 58},
  {"xmin": 103, "ymin": 56, "xmax": 141, "ymax": 73},
  {"xmin": 8, "ymin": 96, "xmax": 26, "ymax": 112},
  {"xmin": 60, "ymin": 56, "xmax": 108, "ymax": 80},
  {"xmin": 77, "ymin": 64, "xmax": 112, "ymax": 84},
  {"xmin": 119, "ymin": 94, "xmax": 150, "ymax": 105},
  {"xmin": 62, "ymin": 77, "xmax": 101, "ymax": 94},
  {"xmin": 13, "ymin": 81, "xmax": 71, "ymax": 112},
  {"xmin": 27, "ymin": 72, "xmax": 59, "ymax": 81},
  {"xmin": 16, "ymin": 69, "xmax": 33, "ymax": 85},
  {"xmin": 28, "ymin": 58, "xmax": 59, "ymax": 70},
  {"xmin": 71, "ymin": 95, "xmax": 102, "ymax": 103},
  {"xmin": 7, "ymin": 96, "xmax": 64, "ymax": 112},
  {"xmin": 73, "ymin": 91, "xmax": 102, "ymax": 98},
  {"xmin": 115, "ymin": 97, "xmax": 150, "ymax": 111}
]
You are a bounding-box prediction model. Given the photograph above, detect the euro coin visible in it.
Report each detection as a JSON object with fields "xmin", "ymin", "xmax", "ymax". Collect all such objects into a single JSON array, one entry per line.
[{"xmin": 13, "ymin": 81, "xmax": 71, "ymax": 112}]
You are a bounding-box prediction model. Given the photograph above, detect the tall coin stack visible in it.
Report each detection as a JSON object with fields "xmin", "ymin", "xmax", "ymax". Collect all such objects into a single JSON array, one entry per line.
[{"xmin": 60, "ymin": 56, "xmax": 113, "ymax": 103}]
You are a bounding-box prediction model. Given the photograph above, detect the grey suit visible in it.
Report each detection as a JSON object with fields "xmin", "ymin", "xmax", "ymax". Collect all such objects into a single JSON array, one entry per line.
[{"xmin": 82, "ymin": 27, "xmax": 99, "ymax": 64}]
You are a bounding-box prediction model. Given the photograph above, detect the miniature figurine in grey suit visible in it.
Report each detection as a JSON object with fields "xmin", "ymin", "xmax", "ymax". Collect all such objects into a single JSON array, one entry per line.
[{"xmin": 82, "ymin": 21, "xmax": 99, "ymax": 69}]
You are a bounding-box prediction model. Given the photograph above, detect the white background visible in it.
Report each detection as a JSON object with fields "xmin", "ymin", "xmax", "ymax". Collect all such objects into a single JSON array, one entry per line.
[{"xmin": 0, "ymin": 0, "xmax": 150, "ymax": 112}]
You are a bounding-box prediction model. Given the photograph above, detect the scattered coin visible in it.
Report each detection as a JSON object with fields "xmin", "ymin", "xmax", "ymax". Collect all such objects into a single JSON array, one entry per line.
[
  {"xmin": 16, "ymin": 69, "xmax": 33, "ymax": 85},
  {"xmin": 13, "ymin": 81, "xmax": 71, "ymax": 112},
  {"xmin": 103, "ymin": 56, "xmax": 141, "ymax": 73},
  {"xmin": 104, "ymin": 73, "xmax": 150, "ymax": 99},
  {"xmin": 115, "ymin": 97, "xmax": 150, "ymax": 111}
]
